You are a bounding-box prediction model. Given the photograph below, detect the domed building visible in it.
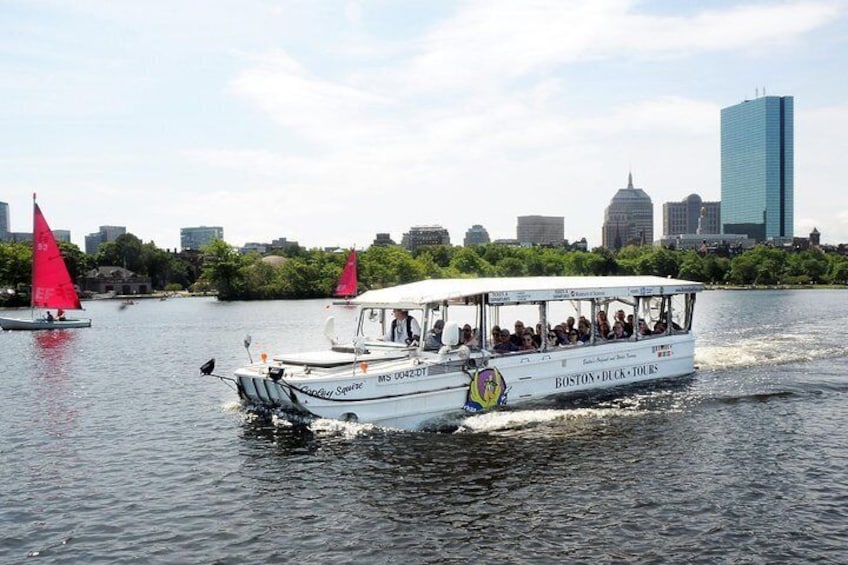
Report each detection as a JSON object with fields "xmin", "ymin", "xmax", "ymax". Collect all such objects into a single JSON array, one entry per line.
[
  {"xmin": 602, "ymin": 173, "xmax": 654, "ymax": 251},
  {"xmin": 260, "ymin": 255, "xmax": 287, "ymax": 267},
  {"xmin": 662, "ymin": 194, "xmax": 720, "ymax": 236}
]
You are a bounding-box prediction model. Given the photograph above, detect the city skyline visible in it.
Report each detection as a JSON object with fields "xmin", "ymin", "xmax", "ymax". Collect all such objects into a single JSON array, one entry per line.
[{"xmin": 3, "ymin": 2, "xmax": 847, "ymax": 249}]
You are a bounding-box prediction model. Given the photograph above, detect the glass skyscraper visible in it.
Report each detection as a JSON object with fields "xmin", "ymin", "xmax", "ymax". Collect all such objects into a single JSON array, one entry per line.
[
  {"xmin": 0, "ymin": 201, "xmax": 9, "ymax": 241},
  {"xmin": 720, "ymin": 95, "xmax": 794, "ymax": 241}
]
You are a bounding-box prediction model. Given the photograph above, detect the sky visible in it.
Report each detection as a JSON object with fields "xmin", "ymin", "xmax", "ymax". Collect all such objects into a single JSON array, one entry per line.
[{"xmin": 2, "ymin": 0, "xmax": 847, "ymax": 250}]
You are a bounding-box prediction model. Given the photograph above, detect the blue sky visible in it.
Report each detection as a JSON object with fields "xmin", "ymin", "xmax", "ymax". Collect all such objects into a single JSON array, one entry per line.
[{"xmin": 2, "ymin": 0, "xmax": 847, "ymax": 250}]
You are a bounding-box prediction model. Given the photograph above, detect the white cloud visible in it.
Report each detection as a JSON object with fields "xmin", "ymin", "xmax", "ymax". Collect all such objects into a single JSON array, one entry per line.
[
  {"xmin": 2, "ymin": 1, "xmax": 846, "ymax": 249},
  {"xmin": 399, "ymin": 0, "xmax": 843, "ymax": 93}
]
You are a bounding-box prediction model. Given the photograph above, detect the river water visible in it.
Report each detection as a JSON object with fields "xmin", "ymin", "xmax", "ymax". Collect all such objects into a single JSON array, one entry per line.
[{"xmin": 1, "ymin": 290, "xmax": 847, "ymax": 563}]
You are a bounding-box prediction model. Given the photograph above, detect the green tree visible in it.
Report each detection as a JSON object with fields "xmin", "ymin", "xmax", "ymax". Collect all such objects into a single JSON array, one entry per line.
[
  {"xmin": 826, "ymin": 255, "xmax": 848, "ymax": 284},
  {"xmin": 677, "ymin": 251, "xmax": 706, "ymax": 282},
  {"xmin": 702, "ymin": 255, "xmax": 731, "ymax": 284},
  {"xmin": 496, "ymin": 256, "xmax": 526, "ymax": 277},
  {"xmin": 198, "ymin": 240, "xmax": 249, "ymax": 300},
  {"xmin": 588, "ymin": 247, "xmax": 618, "ymax": 275},
  {"xmin": 448, "ymin": 247, "xmax": 493, "ymax": 276},
  {"xmin": 359, "ymin": 246, "xmax": 424, "ymax": 289},
  {"xmin": 140, "ymin": 243, "xmax": 175, "ymax": 290},
  {"xmin": 96, "ymin": 233, "xmax": 144, "ymax": 272},
  {"xmin": 651, "ymin": 248, "xmax": 680, "ymax": 277},
  {"xmin": 728, "ymin": 246, "xmax": 786, "ymax": 285},
  {"xmin": 727, "ymin": 251, "xmax": 758, "ymax": 284},
  {"xmin": 57, "ymin": 241, "xmax": 95, "ymax": 281},
  {"xmin": 0, "ymin": 242, "xmax": 32, "ymax": 288},
  {"xmin": 414, "ymin": 245, "xmax": 454, "ymax": 268},
  {"xmin": 785, "ymin": 250, "xmax": 828, "ymax": 284}
]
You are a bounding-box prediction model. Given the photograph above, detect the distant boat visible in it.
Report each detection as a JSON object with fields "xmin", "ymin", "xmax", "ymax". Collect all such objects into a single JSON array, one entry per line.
[
  {"xmin": 333, "ymin": 249, "xmax": 358, "ymax": 299},
  {"xmin": 0, "ymin": 195, "xmax": 92, "ymax": 331}
]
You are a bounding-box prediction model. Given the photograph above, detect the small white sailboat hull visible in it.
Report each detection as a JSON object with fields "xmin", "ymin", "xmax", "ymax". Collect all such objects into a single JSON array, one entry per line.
[{"xmin": 0, "ymin": 316, "xmax": 92, "ymax": 330}]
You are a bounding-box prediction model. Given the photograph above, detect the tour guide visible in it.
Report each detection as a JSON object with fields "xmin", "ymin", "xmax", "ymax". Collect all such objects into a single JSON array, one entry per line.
[{"xmin": 384, "ymin": 309, "xmax": 421, "ymax": 345}]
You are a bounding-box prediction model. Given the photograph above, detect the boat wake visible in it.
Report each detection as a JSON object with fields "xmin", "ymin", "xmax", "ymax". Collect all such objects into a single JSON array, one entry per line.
[
  {"xmin": 455, "ymin": 406, "xmax": 649, "ymax": 434},
  {"xmin": 695, "ymin": 332, "xmax": 846, "ymax": 372},
  {"xmin": 305, "ymin": 417, "xmax": 378, "ymax": 438}
]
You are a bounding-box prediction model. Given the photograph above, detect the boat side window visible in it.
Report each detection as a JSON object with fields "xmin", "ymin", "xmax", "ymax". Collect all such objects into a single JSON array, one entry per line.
[{"xmin": 668, "ymin": 294, "xmax": 689, "ymax": 333}]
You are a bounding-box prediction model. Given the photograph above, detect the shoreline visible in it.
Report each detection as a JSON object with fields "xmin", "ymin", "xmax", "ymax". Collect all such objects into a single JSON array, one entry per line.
[{"xmin": 706, "ymin": 284, "xmax": 848, "ymax": 291}]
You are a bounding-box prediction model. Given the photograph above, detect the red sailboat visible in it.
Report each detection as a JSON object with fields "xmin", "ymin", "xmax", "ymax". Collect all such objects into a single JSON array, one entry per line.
[
  {"xmin": 334, "ymin": 249, "xmax": 358, "ymax": 299},
  {"xmin": 0, "ymin": 195, "xmax": 92, "ymax": 330}
]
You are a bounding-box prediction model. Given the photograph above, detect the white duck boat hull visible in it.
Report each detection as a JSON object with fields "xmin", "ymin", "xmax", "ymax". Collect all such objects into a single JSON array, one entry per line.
[{"xmin": 236, "ymin": 335, "xmax": 694, "ymax": 429}]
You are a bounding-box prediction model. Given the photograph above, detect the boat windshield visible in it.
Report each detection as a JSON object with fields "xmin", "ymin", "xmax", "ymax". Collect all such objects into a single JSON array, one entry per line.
[{"xmin": 357, "ymin": 307, "xmax": 425, "ymax": 342}]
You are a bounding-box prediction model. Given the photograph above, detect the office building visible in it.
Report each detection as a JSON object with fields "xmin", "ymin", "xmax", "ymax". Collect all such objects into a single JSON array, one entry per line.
[
  {"xmin": 271, "ymin": 237, "xmax": 299, "ymax": 251},
  {"xmin": 0, "ymin": 201, "xmax": 9, "ymax": 241},
  {"xmin": 85, "ymin": 225, "xmax": 127, "ymax": 254},
  {"xmin": 401, "ymin": 226, "xmax": 450, "ymax": 252},
  {"xmin": 372, "ymin": 233, "xmax": 396, "ymax": 247},
  {"xmin": 463, "ymin": 224, "xmax": 491, "ymax": 246},
  {"xmin": 602, "ymin": 173, "xmax": 654, "ymax": 250},
  {"xmin": 662, "ymin": 194, "xmax": 720, "ymax": 236},
  {"xmin": 53, "ymin": 230, "xmax": 71, "ymax": 243},
  {"xmin": 180, "ymin": 226, "xmax": 224, "ymax": 251},
  {"xmin": 721, "ymin": 95, "xmax": 794, "ymax": 241},
  {"xmin": 9, "ymin": 232, "xmax": 33, "ymax": 243},
  {"xmin": 516, "ymin": 216, "xmax": 564, "ymax": 246}
]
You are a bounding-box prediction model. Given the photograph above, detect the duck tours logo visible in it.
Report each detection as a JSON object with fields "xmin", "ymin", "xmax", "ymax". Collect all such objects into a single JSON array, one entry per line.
[{"xmin": 464, "ymin": 367, "xmax": 509, "ymax": 412}]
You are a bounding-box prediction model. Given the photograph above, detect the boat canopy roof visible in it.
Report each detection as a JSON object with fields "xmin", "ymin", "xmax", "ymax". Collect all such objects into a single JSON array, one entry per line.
[{"xmin": 351, "ymin": 276, "xmax": 703, "ymax": 309}]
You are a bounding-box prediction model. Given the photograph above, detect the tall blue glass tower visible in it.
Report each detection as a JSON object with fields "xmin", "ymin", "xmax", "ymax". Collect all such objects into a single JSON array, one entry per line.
[{"xmin": 721, "ymin": 95, "xmax": 794, "ymax": 241}]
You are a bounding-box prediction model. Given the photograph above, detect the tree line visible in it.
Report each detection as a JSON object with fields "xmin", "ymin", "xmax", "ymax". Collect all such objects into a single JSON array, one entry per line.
[
  {"xmin": 195, "ymin": 239, "xmax": 848, "ymax": 300},
  {"xmin": 0, "ymin": 233, "xmax": 199, "ymax": 306},
  {"xmin": 2, "ymin": 235, "xmax": 847, "ymax": 305}
]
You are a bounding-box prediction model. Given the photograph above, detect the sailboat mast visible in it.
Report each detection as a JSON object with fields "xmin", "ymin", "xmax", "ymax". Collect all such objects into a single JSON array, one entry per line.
[{"xmin": 30, "ymin": 193, "xmax": 37, "ymax": 312}]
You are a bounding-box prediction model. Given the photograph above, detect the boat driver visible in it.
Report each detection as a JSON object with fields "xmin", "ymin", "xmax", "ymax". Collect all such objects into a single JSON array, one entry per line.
[{"xmin": 384, "ymin": 309, "xmax": 421, "ymax": 345}]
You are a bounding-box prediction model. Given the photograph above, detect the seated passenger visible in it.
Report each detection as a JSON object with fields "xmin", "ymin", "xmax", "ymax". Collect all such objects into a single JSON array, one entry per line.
[
  {"xmin": 607, "ymin": 321, "xmax": 627, "ymax": 340},
  {"xmin": 596, "ymin": 310, "xmax": 609, "ymax": 330},
  {"xmin": 461, "ymin": 324, "xmax": 477, "ymax": 347},
  {"xmin": 530, "ymin": 326, "xmax": 542, "ymax": 348},
  {"xmin": 596, "ymin": 320, "xmax": 611, "ymax": 341},
  {"xmin": 653, "ymin": 321, "xmax": 667, "ymax": 335},
  {"xmin": 637, "ymin": 319, "xmax": 652, "ymax": 336},
  {"xmin": 510, "ymin": 321, "xmax": 525, "ymax": 347},
  {"xmin": 520, "ymin": 332, "xmax": 538, "ymax": 351},
  {"xmin": 577, "ymin": 319, "xmax": 592, "ymax": 343},
  {"xmin": 552, "ymin": 324, "xmax": 568, "ymax": 345},
  {"xmin": 490, "ymin": 326, "xmax": 501, "ymax": 348},
  {"xmin": 57, "ymin": 308, "xmax": 66, "ymax": 321},
  {"xmin": 567, "ymin": 329, "xmax": 580, "ymax": 345},
  {"xmin": 425, "ymin": 320, "xmax": 445, "ymax": 349},
  {"xmin": 494, "ymin": 329, "xmax": 518, "ymax": 353},
  {"xmin": 615, "ymin": 309, "xmax": 633, "ymax": 336},
  {"xmin": 45, "ymin": 311, "xmax": 54, "ymax": 322}
]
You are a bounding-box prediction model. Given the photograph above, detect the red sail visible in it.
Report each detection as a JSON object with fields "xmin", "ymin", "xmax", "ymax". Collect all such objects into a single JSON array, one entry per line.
[
  {"xmin": 334, "ymin": 250, "xmax": 358, "ymax": 297},
  {"xmin": 31, "ymin": 203, "xmax": 83, "ymax": 310}
]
